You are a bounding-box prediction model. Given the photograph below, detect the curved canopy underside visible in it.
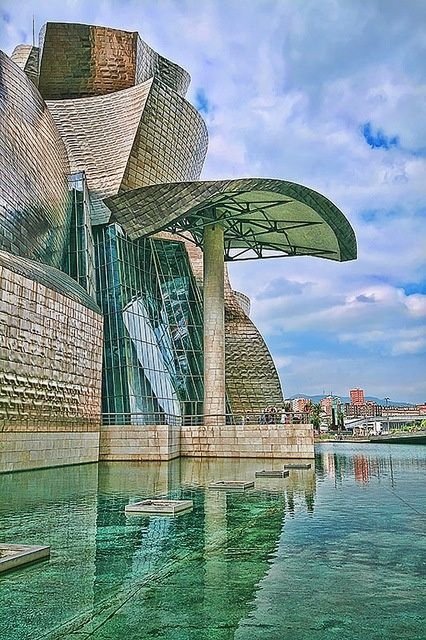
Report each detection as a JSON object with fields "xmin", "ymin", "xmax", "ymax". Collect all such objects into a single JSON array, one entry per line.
[{"xmin": 105, "ymin": 178, "xmax": 357, "ymax": 262}]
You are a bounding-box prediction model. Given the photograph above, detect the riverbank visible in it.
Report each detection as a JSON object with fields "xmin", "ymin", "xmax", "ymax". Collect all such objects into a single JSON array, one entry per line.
[{"xmin": 316, "ymin": 430, "xmax": 426, "ymax": 445}]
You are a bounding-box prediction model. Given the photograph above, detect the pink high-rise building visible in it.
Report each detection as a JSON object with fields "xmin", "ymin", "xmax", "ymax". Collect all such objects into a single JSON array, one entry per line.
[
  {"xmin": 292, "ymin": 397, "xmax": 311, "ymax": 413},
  {"xmin": 320, "ymin": 396, "xmax": 333, "ymax": 416},
  {"xmin": 350, "ymin": 388, "xmax": 365, "ymax": 405}
]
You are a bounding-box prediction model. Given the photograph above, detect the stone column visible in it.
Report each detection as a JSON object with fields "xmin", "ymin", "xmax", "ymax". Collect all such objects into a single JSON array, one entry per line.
[{"xmin": 203, "ymin": 223, "xmax": 225, "ymax": 425}]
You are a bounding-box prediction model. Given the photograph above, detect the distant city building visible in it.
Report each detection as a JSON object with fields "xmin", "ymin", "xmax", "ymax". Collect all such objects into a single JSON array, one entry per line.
[
  {"xmin": 345, "ymin": 402, "xmax": 380, "ymax": 419},
  {"xmin": 381, "ymin": 404, "xmax": 426, "ymax": 416},
  {"xmin": 320, "ymin": 395, "xmax": 341, "ymax": 417},
  {"xmin": 292, "ymin": 397, "xmax": 311, "ymax": 413},
  {"xmin": 350, "ymin": 388, "xmax": 365, "ymax": 405},
  {"xmin": 320, "ymin": 396, "xmax": 333, "ymax": 416},
  {"xmin": 319, "ymin": 395, "xmax": 342, "ymax": 428}
]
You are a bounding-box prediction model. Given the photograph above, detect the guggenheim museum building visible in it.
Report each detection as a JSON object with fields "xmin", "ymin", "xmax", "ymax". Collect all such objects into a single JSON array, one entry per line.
[{"xmin": 0, "ymin": 22, "xmax": 356, "ymax": 471}]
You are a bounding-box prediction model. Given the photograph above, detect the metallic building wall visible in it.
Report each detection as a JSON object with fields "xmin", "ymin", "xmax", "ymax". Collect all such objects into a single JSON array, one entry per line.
[
  {"xmin": 135, "ymin": 37, "xmax": 190, "ymax": 97},
  {"xmin": 0, "ymin": 251, "xmax": 103, "ymax": 431},
  {"xmin": 225, "ymin": 307, "xmax": 284, "ymax": 415},
  {"xmin": 120, "ymin": 78, "xmax": 208, "ymax": 191},
  {"xmin": 47, "ymin": 81, "xmax": 153, "ymax": 225},
  {"xmin": 10, "ymin": 44, "xmax": 39, "ymax": 85},
  {"xmin": 48, "ymin": 78, "xmax": 208, "ymax": 226},
  {"xmin": 38, "ymin": 23, "xmax": 137, "ymax": 99},
  {"xmin": 225, "ymin": 272, "xmax": 283, "ymax": 413},
  {"xmin": 0, "ymin": 50, "xmax": 70, "ymax": 270},
  {"xmin": 37, "ymin": 22, "xmax": 190, "ymax": 100}
]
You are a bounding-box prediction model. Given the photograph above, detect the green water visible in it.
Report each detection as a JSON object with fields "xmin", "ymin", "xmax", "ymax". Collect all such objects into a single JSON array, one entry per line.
[{"xmin": 0, "ymin": 445, "xmax": 425, "ymax": 640}]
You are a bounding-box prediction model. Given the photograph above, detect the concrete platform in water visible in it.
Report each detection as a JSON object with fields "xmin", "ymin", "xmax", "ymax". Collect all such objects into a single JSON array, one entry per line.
[
  {"xmin": 283, "ymin": 463, "xmax": 312, "ymax": 469},
  {"xmin": 125, "ymin": 499, "xmax": 193, "ymax": 516},
  {"xmin": 209, "ymin": 480, "xmax": 254, "ymax": 490},
  {"xmin": 255, "ymin": 470, "xmax": 289, "ymax": 478},
  {"xmin": 0, "ymin": 544, "xmax": 50, "ymax": 573}
]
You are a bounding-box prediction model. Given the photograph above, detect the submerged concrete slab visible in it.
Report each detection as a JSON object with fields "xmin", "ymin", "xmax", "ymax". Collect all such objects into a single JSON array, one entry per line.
[
  {"xmin": 255, "ymin": 470, "xmax": 289, "ymax": 478},
  {"xmin": 0, "ymin": 544, "xmax": 50, "ymax": 573},
  {"xmin": 209, "ymin": 480, "xmax": 254, "ymax": 490},
  {"xmin": 283, "ymin": 463, "xmax": 312, "ymax": 469},
  {"xmin": 125, "ymin": 499, "xmax": 193, "ymax": 515}
]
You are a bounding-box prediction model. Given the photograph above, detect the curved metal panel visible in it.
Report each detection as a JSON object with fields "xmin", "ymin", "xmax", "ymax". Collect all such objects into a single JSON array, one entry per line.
[
  {"xmin": 38, "ymin": 22, "xmax": 190, "ymax": 100},
  {"xmin": 0, "ymin": 50, "xmax": 70, "ymax": 269},
  {"xmin": 136, "ymin": 38, "xmax": 190, "ymax": 97},
  {"xmin": 0, "ymin": 250, "xmax": 103, "ymax": 431},
  {"xmin": 48, "ymin": 79, "xmax": 208, "ymax": 225},
  {"xmin": 225, "ymin": 309, "xmax": 284, "ymax": 414},
  {"xmin": 47, "ymin": 81, "xmax": 153, "ymax": 225},
  {"xmin": 120, "ymin": 79, "xmax": 208, "ymax": 192},
  {"xmin": 0, "ymin": 249, "xmax": 101, "ymax": 313},
  {"xmin": 10, "ymin": 44, "xmax": 39, "ymax": 85},
  {"xmin": 105, "ymin": 178, "xmax": 357, "ymax": 262}
]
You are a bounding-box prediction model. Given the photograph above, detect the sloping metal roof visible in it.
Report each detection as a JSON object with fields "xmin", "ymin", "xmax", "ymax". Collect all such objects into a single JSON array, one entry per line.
[
  {"xmin": 105, "ymin": 178, "xmax": 357, "ymax": 262},
  {"xmin": 0, "ymin": 250, "xmax": 101, "ymax": 314}
]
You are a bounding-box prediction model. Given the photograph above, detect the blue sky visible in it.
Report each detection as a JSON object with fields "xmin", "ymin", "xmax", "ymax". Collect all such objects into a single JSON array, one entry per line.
[{"xmin": 1, "ymin": 0, "xmax": 425, "ymax": 402}]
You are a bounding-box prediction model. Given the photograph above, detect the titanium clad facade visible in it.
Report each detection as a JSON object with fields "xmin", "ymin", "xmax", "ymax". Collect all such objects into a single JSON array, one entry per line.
[
  {"xmin": 10, "ymin": 44, "xmax": 39, "ymax": 85},
  {"xmin": 94, "ymin": 225, "xmax": 203, "ymax": 424},
  {"xmin": 0, "ymin": 50, "xmax": 70, "ymax": 269},
  {"xmin": 120, "ymin": 78, "xmax": 208, "ymax": 191},
  {"xmin": 47, "ymin": 81, "xmax": 153, "ymax": 224},
  {"xmin": 225, "ymin": 307, "xmax": 284, "ymax": 414},
  {"xmin": 47, "ymin": 77, "xmax": 208, "ymax": 225},
  {"xmin": 0, "ymin": 251, "xmax": 103, "ymax": 431},
  {"xmin": 38, "ymin": 22, "xmax": 190, "ymax": 100}
]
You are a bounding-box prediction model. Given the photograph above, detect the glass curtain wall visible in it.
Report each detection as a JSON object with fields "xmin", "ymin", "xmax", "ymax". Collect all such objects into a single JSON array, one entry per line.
[
  {"xmin": 94, "ymin": 224, "xmax": 203, "ymax": 425},
  {"xmin": 65, "ymin": 172, "xmax": 97, "ymax": 300}
]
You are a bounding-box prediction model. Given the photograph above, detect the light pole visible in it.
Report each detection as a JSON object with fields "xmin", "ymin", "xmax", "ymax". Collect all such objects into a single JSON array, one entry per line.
[{"xmin": 385, "ymin": 397, "xmax": 390, "ymax": 433}]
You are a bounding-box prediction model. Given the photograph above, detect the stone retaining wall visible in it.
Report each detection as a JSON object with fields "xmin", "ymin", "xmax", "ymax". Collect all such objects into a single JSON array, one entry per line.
[
  {"xmin": 1, "ymin": 423, "xmax": 314, "ymax": 471},
  {"xmin": 180, "ymin": 423, "xmax": 314, "ymax": 459},
  {"xmin": 99, "ymin": 424, "xmax": 181, "ymax": 461},
  {"xmin": 99, "ymin": 422, "xmax": 314, "ymax": 461},
  {"xmin": 0, "ymin": 431, "xmax": 99, "ymax": 473}
]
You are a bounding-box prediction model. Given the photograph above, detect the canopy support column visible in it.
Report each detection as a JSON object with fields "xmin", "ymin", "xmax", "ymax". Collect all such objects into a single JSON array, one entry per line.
[{"xmin": 203, "ymin": 222, "xmax": 225, "ymax": 426}]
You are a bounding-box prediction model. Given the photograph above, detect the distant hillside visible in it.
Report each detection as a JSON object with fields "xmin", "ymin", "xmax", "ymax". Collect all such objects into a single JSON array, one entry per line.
[{"xmin": 288, "ymin": 394, "xmax": 414, "ymax": 407}]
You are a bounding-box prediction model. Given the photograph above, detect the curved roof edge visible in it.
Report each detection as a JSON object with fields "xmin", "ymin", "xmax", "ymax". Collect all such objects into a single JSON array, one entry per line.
[
  {"xmin": 105, "ymin": 178, "xmax": 357, "ymax": 263},
  {"xmin": 0, "ymin": 250, "xmax": 101, "ymax": 314}
]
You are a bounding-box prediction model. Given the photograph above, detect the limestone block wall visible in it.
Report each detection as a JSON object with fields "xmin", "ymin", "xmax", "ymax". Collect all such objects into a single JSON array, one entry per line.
[
  {"xmin": 180, "ymin": 423, "xmax": 314, "ymax": 459},
  {"xmin": 99, "ymin": 423, "xmax": 313, "ymax": 461},
  {"xmin": 99, "ymin": 424, "xmax": 181, "ymax": 461},
  {"xmin": 0, "ymin": 432, "xmax": 100, "ymax": 473}
]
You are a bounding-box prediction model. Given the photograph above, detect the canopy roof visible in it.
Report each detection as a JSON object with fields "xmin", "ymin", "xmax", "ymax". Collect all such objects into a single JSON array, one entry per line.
[{"xmin": 105, "ymin": 178, "xmax": 357, "ymax": 262}]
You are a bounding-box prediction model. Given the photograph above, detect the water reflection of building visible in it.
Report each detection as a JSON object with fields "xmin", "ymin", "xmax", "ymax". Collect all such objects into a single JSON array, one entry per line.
[
  {"xmin": 323, "ymin": 452, "xmax": 336, "ymax": 479},
  {"xmin": 353, "ymin": 455, "xmax": 370, "ymax": 483},
  {"xmin": 92, "ymin": 458, "xmax": 316, "ymax": 636},
  {"xmin": 0, "ymin": 464, "xmax": 99, "ymax": 638},
  {"xmin": 0, "ymin": 457, "xmax": 319, "ymax": 637},
  {"xmin": 316, "ymin": 446, "xmax": 425, "ymax": 487}
]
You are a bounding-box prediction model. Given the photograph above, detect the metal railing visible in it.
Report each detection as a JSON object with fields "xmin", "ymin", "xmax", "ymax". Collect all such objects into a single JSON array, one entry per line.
[{"xmin": 101, "ymin": 411, "xmax": 311, "ymax": 427}]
